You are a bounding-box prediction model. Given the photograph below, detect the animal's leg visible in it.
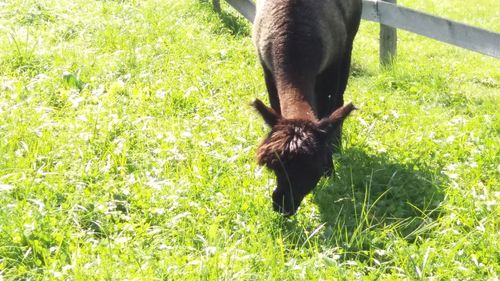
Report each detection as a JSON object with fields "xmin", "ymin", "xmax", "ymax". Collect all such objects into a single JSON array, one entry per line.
[
  {"xmin": 316, "ymin": 65, "xmax": 340, "ymax": 119},
  {"xmin": 329, "ymin": 49, "xmax": 354, "ymax": 154},
  {"xmin": 315, "ymin": 49, "xmax": 354, "ymax": 176},
  {"xmin": 315, "ymin": 66, "xmax": 341, "ymax": 176},
  {"xmin": 333, "ymin": 48, "xmax": 353, "ymax": 111},
  {"xmin": 262, "ymin": 65, "xmax": 281, "ymax": 114},
  {"xmin": 332, "ymin": 46, "xmax": 352, "ymax": 152}
]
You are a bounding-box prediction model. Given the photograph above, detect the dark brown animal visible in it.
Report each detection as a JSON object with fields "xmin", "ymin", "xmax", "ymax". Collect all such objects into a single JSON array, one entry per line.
[{"xmin": 252, "ymin": 0, "xmax": 362, "ymax": 215}]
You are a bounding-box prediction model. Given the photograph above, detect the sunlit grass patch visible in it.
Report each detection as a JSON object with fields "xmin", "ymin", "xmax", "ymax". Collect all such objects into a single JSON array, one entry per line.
[{"xmin": 0, "ymin": 0, "xmax": 498, "ymax": 279}]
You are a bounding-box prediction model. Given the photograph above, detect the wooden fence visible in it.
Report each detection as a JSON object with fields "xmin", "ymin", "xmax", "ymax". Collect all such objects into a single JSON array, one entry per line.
[{"xmin": 217, "ymin": 0, "xmax": 500, "ymax": 65}]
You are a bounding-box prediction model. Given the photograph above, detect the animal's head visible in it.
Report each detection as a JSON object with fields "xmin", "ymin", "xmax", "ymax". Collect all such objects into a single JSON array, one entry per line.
[{"xmin": 252, "ymin": 99, "xmax": 355, "ymax": 216}]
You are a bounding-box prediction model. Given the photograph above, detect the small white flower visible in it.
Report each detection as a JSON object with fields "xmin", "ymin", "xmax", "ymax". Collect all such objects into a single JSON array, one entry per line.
[
  {"xmin": 154, "ymin": 208, "xmax": 165, "ymax": 215},
  {"xmin": 114, "ymin": 237, "xmax": 129, "ymax": 244},
  {"xmin": 181, "ymin": 131, "xmax": 192, "ymax": 139},
  {"xmin": 155, "ymin": 89, "xmax": 166, "ymax": 99},
  {"xmin": 62, "ymin": 265, "xmax": 73, "ymax": 272},
  {"xmin": 0, "ymin": 184, "xmax": 14, "ymax": 192}
]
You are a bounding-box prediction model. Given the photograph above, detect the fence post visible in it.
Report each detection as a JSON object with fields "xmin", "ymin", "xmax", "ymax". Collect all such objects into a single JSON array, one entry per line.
[
  {"xmin": 380, "ymin": 0, "xmax": 397, "ymax": 65},
  {"xmin": 213, "ymin": 0, "xmax": 221, "ymax": 13}
]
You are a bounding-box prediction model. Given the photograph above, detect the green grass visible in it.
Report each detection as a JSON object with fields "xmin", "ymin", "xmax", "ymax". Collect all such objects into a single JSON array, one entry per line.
[{"xmin": 0, "ymin": 0, "xmax": 498, "ymax": 279}]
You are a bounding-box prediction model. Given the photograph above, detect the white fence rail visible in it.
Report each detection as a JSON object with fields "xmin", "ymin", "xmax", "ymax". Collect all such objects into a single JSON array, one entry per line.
[{"xmin": 218, "ymin": 0, "xmax": 500, "ymax": 64}]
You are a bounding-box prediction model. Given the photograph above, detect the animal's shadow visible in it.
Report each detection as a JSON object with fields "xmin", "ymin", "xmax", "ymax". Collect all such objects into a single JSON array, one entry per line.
[
  {"xmin": 216, "ymin": 9, "xmax": 250, "ymax": 37},
  {"xmin": 203, "ymin": 0, "xmax": 251, "ymax": 37},
  {"xmin": 274, "ymin": 147, "xmax": 445, "ymax": 257}
]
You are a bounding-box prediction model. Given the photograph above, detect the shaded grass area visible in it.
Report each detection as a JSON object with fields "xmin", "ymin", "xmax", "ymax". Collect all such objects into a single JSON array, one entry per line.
[
  {"xmin": 316, "ymin": 147, "xmax": 444, "ymax": 239},
  {"xmin": 0, "ymin": 0, "xmax": 499, "ymax": 279}
]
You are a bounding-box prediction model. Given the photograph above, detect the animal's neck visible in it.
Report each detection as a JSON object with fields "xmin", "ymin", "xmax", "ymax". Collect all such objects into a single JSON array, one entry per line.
[{"xmin": 278, "ymin": 85, "xmax": 318, "ymax": 121}]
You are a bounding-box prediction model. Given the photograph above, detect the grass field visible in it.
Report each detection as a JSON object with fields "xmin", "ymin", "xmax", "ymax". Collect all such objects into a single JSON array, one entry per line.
[{"xmin": 0, "ymin": 0, "xmax": 499, "ymax": 279}]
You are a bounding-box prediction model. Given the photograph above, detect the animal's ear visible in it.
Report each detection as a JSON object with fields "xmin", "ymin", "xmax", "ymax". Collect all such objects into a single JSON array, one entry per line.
[
  {"xmin": 328, "ymin": 102, "xmax": 356, "ymax": 123},
  {"xmin": 252, "ymin": 99, "xmax": 281, "ymax": 127},
  {"xmin": 318, "ymin": 102, "xmax": 356, "ymax": 133}
]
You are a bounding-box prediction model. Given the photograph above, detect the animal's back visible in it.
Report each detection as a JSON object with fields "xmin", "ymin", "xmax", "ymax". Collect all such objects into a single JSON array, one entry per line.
[{"xmin": 253, "ymin": 0, "xmax": 362, "ymax": 79}]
